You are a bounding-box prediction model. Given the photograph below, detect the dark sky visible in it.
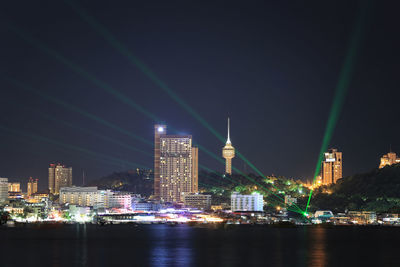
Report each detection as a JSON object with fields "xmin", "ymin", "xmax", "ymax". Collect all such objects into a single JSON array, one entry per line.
[{"xmin": 1, "ymin": 0, "xmax": 399, "ymax": 190}]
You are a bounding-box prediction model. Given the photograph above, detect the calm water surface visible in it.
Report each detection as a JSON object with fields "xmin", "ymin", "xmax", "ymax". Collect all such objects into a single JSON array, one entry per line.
[{"xmin": 0, "ymin": 224, "xmax": 399, "ymax": 267}]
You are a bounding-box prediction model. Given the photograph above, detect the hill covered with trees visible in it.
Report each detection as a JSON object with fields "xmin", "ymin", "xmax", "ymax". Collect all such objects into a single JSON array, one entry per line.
[
  {"xmin": 309, "ymin": 164, "xmax": 400, "ymax": 213},
  {"xmin": 88, "ymin": 169, "xmax": 153, "ymax": 197}
]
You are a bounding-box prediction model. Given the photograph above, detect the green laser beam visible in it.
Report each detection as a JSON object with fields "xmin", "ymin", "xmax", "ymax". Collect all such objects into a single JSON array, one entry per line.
[
  {"xmin": 6, "ymin": 23, "xmax": 159, "ymax": 123},
  {"xmin": 0, "ymin": 124, "xmax": 148, "ymax": 169},
  {"xmin": 305, "ymin": 0, "xmax": 373, "ymax": 213},
  {"xmin": 64, "ymin": 2, "xmax": 304, "ymax": 212},
  {"xmin": 23, "ymin": 104, "xmax": 152, "ymax": 157},
  {"xmin": 6, "ymin": 20, "xmax": 300, "ymax": 211},
  {"xmin": 6, "ymin": 21, "xmax": 275, "ymax": 199},
  {"xmin": 2, "ymin": 76, "xmax": 152, "ymax": 146}
]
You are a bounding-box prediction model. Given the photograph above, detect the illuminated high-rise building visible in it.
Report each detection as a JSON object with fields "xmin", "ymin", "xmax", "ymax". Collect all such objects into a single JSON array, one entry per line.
[
  {"xmin": 27, "ymin": 177, "xmax": 38, "ymax": 196},
  {"xmin": 154, "ymin": 124, "xmax": 198, "ymax": 202},
  {"xmin": 154, "ymin": 124, "xmax": 166, "ymax": 199},
  {"xmin": 8, "ymin": 182, "xmax": 20, "ymax": 193},
  {"xmin": 49, "ymin": 163, "xmax": 72, "ymax": 194},
  {"xmin": 321, "ymin": 148, "xmax": 342, "ymax": 185},
  {"xmin": 160, "ymin": 135, "xmax": 193, "ymax": 202},
  {"xmin": 379, "ymin": 152, "xmax": 400, "ymax": 168},
  {"xmin": 0, "ymin": 178, "xmax": 8, "ymax": 203},
  {"xmin": 192, "ymin": 147, "xmax": 199, "ymax": 193},
  {"xmin": 222, "ymin": 118, "xmax": 235, "ymax": 174}
]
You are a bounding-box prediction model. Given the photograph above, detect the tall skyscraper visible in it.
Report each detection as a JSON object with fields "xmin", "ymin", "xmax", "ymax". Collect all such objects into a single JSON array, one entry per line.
[
  {"xmin": 379, "ymin": 152, "xmax": 400, "ymax": 168},
  {"xmin": 27, "ymin": 177, "xmax": 38, "ymax": 196},
  {"xmin": 49, "ymin": 163, "xmax": 72, "ymax": 194},
  {"xmin": 192, "ymin": 147, "xmax": 199, "ymax": 193},
  {"xmin": 154, "ymin": 124, "xmax": 198, "ymax": 202},
  {"xmin": 321, "ymin": 148, "xmax": 342, "ymax": 185},
  {"xmin": 0, "ymin": 178, "xmax": 8, "ymax": 203},
  {"xmin": 222, "ymin": 118, "xmax": 235, "ymax": 174},
  {"xmin": 154, "ymin": 124, "xmax": 166, "ymax": 199}
]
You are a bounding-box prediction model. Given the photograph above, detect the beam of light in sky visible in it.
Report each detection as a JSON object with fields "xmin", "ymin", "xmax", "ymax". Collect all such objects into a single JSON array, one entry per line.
[
  {"xmin": 5, "ymin": 23, "xmax": 302, "ymax": 212},
  {"xmin": 304, "ymin": 0, "xmax": 373, "ymax": 213},
  {"xmin": 24, "ymin": 105, "xmax": 152, "ymax": 157},
  {"xmin": 63, "ymin": 1, "xmax": 304, "ymax": 212},
  {"xmin": 2, "ymin": 76, "xmax": 152, "ymax": 146},
  {"xmin": 0, "ymin": 124, "xmax": 149, "ymax": 169}
]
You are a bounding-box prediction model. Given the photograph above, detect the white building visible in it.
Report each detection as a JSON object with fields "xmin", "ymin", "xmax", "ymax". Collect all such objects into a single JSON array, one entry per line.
[
  {"xmin": 0, "ymin": 178, "xmax": 8, "ymax": 203},
  {"xmin": 107, "ymin": 192, "xmax": 132, "ymax": 209},
  {"xmin": 183, "ymin": 193, "xmax": 212, "ymax": 210},
  {"xmin": 231, "ymin": 192, "xmax": 264, "ymax": 212},
  {"xmin": 59, "ymin": 186, "xmax": 99, "ymax": 207}
]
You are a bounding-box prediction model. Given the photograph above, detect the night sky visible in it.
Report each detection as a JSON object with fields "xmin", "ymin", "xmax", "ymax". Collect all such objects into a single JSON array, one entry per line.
[{"xmin": 1, "ymin": 1, "xmax": 399, "ymax": 190}]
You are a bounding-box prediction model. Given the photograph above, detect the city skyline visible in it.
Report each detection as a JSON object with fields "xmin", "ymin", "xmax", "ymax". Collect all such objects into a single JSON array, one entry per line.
[
  {"xmin": 2, "ymin": 2, "xmax": 400, "ymax": 267},
  {"xmin": 1, "ymin": 1, "xmax": 400, "ymax": 187}
]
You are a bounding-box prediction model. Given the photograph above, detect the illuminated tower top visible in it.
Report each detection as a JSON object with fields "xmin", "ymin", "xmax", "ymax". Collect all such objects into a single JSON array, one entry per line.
[{"xmin": 222, "ymin": 118, "xmax": 235, "ymax": 174}]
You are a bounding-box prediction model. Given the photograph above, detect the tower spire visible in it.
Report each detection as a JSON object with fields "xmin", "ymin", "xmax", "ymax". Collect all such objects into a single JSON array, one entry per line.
[{"xmin": 227, "ymin": 117, "xmax": 231, "ymax": 144}]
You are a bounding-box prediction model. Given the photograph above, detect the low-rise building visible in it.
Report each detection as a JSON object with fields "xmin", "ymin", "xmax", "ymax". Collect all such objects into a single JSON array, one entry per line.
[
  {"xmin": 107, "ymin": 192, "xmax": 132, "ymax": 209},
  {"xmin": 132, "ymin": 202, "xmax": 161, "ymax": 211},
  {"xmin": 59, "ymin": 186, "xmax": 99, "ymax": 207},
  {"xmin": 347, "ymin": 211, "xmax": 377, "ymax": 224},
  {"xmin": 183, "ymin": 193, "xmax": 212, "ymax": 210},
  {"xmin": 231, "ymin": 192, "xmax": 264, "ymax": 212}
]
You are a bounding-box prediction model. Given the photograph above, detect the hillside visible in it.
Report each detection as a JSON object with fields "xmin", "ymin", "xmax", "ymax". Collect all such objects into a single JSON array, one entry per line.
[
  {"xmin": 333, "ymin": 163, "xmax": 400, "ymax": 198},
  {"xmin": 88, "ymin": 169, "xmax": 153, "ymax": 197},
  {"xmin": 309, "ymin": 164, "xmax": 400, "ymax": 213}
]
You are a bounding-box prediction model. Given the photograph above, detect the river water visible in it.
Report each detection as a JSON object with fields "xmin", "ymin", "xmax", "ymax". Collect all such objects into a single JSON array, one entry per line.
[{"xmin": 0, "ymin": 224, "xmax": 399, "ymax": 266}]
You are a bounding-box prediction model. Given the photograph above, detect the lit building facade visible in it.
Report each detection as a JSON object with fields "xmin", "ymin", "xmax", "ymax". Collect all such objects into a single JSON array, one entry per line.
[
  {"xmin": 0, "ymin": 178, "xmax": 8, "ymax": 203},
  {"xmin": 160, "ymin": 135, "xmax": 193, "ymax": 202},
  {"xmin": 154, "ymin": 124, "xmax": 166, "ymax": 199},
  {"xmin": 222, "ymin": 118, "xmax": 235, "ymax": 174},
  {"xmin": 27, "ymin": 177, "xmax": 38, "ymax": 196},
  {"xmin": 154, "ymin": 124, "xmax": 198, "ymax": 203},
  {"xmin": 107, "ymin": 192, "xmax": 132, "ymax": 209},
  {"xmin": 49, "ymin": 163, "xmax": 73, "ymax": 194},
  {"xmin": 231, "ymin": 192, "xmax": 264, "ymax": 212},
  {"xmin": 379, "ymin": 152, "xmax": 400, "ymax": 168},
  {"xmin": 59, "ymin": 186, "xmax": 98, "ymax": 207},
  {"xmin": 192, "ymin": 147, "xmax": 199, "ymax": 193},
  {"xmin": 183, "ymin": 193, "xmax": 212, "ymax": 210},
  {"xmin": 321, "ymin": 148, "xmax": 342, "ymax": 185},
  {"xmin": 8, "ymin": 182, "xmax": 20, "ymax": 193}
]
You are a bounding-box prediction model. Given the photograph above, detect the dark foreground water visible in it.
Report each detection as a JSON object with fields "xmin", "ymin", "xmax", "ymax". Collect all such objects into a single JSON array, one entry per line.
[{"xmin": 1, "ymin": 224, "xmax": 399, "ymax": 267}]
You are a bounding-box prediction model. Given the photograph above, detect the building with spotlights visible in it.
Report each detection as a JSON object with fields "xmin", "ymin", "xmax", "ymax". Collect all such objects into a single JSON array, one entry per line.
[
  {"xmin": 231, "ymin": 192, "xmax": 264, "ymax": 212},
  {"xmin": 154, "ymin": 124, "xmax": 198, "ymax": 202}
]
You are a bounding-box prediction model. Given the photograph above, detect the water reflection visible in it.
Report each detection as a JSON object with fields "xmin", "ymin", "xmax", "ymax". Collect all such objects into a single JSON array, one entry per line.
[
  {"xmin": 150, "ymin": 225, "xmax": 192, "ymax": 267},
  {"xmin": 308, "ymin": 227, "xmax": 327, "ymax": 267}
]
